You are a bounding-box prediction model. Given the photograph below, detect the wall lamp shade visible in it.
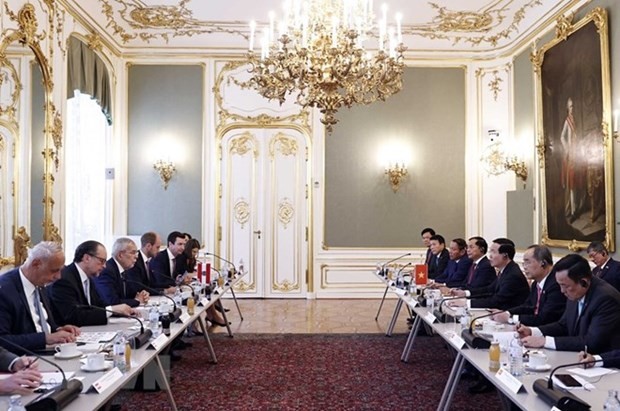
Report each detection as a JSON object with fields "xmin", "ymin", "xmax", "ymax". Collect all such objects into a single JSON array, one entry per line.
[
  {"xmin": 385, "ymin": 162, "xmax": 408, "ymax": 192},
  {"xmin": 153, "ymin": 159, "xmax": 176, "ymax": 189}
]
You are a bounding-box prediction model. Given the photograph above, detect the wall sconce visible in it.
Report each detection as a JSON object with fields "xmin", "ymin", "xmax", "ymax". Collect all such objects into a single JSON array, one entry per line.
[
  {"xmin": 385, "ymin": 162, "xmax": 408, "ymax": 192},
  {"xmin": 481, "ymin": 130, "xmax": 528, "ymax": 183},
  {"xmin": 153, "ymin": 159, "xmax": 176, "ymax": 190}
]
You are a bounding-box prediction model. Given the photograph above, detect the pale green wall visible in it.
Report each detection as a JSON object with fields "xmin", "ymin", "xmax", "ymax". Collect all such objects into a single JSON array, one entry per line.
[
  {"xmin": 325, "ymin": 67, "xmax": 466, "ymax": 248},
  {"xmin": 127, "ymin": 65, "xmax": 203, "ymax": 242},
  {"xmin": 31, "ymin": 64, "xmax": 44, "ymax": 244}
]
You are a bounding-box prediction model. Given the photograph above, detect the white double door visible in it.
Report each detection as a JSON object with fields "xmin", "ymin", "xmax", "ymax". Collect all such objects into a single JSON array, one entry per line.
[{"xmin": 218, "ymin": 128, "xmax": 309, "ymax": 298}]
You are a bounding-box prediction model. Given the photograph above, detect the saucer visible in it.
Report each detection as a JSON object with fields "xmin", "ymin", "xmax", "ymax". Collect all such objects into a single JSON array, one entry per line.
[
  {"xmin": 77, "ymin": 343, "xmax": 101, "ymax": 354},
  {"xmin": 54, "ymin": 351, "xmax": 82, "ymax": 360},
  {"xmin": 525, "ymin": 363, "xmax": 552, "ymax": 371},
  {"xmin": 80, "ymin": 361, "xmax": 113, "ymax": 372}
]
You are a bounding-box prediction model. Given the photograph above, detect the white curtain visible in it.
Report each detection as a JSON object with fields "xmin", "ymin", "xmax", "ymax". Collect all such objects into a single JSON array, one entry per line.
[{"xmin": 65, "ymin": 90, "xmax": 110, "ymax": 260}]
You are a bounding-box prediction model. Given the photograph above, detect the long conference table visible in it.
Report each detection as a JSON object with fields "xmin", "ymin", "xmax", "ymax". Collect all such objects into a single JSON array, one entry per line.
[
  {"xmin": 375, "ymin": 272, "xmax": 619, "ymax": 411},
  {"xmin": 0, "ymin": 272, "xmax": 246, "ymax": 411}
]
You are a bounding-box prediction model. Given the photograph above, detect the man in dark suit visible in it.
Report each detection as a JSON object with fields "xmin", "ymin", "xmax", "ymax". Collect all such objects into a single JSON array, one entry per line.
[
  {"xmin": 587, "ymin": 241, "xmax": 620, "ymax": 292},
  {"xmin": 420, "ymin": 227, "xmax": 435, "ymax": 266},
  {"xmin": 0, "ymin": 242, "xmax": 80, "ymax": 354},
  {"xmin": 428, "ymin": 234, "xmax": 449, "ymax": 280},
  {"xmin": 49, "ymin": 240, "xmax": 135, "ymax": 327},
  {"xmin": 433, "ymin": 238, "xmax": 472, "ymax": 288},
  {"xmin": 452, "ymin": 238, "xmax": 529, "ymax": 310},
  {"xmin": 149, "ymin": 231, "xmax": 188, "ymax": 291},
  {"xmin": 125, "ymin": 231, "xmax": 166, "ymax": 296},
  {"xmin": 93, "ymin": 237, "xmax": 149, "ymax": 308},
  {"xmin": 461, "ymin": 236, "xmax": 496, "ymax": 290},
  {"xmin": 519, "ymin": 253, "xmax": 620, "ymax": 354},
  {"xmin": 492, "ymin": 244, "xmax": 566, "ymax": 326}
]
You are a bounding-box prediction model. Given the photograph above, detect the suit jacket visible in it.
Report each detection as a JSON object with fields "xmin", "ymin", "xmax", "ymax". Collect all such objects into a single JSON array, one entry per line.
[
  {"xmin": 464, "ymin": 256, "xmax": 497, "ymax": 289},
  {"xmin": 510, "ymin": 269, "xmax": 566, "ymax": 326},
  {"xmin": 601, "ymin": 349, "xmax": 620, "ymax": 368},
  {"xmin": 470, "ymin": 260, "xmax": 530, "ymax": 310},
  {"xmin": 48, "ymin": 263, "xmax": 108, "ymax": 327},
  {"xmin": 0, "ymin": 269, "xmax": 59, "ymax": 353},
  {"xmin": 148, "ymin": 250, "xmax": 187, "ymax": 289},
  {"xmin": 539, "ymin": 276, "xmax": 620, "ymax": 353},
  {"xmin": 125, "ymin": 252, "xmax": 151, "ymax": 296},
  {"xmin": 93, "ymin": 258, "xmax": 139, "ymax": 308},
  {"xmin": 593, "ymin": 258, "xmax": 620, "ymax": 293},
  {"xmin": 0, "ymin": 346, "xmax": 18, "ymax": 371},
  {"xmin": 434, "ymin": 256, "xmax": 473, "ymax": 288},
  {"xmin": 428, "ymin": 249, "xmax": 449, "ymax": 280}
]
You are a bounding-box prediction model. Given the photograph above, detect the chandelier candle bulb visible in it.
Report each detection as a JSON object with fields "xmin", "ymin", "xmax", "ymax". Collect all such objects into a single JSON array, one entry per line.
[
  {"xmin": 395, "ymin": 12, "xmax": 402, "ymax": 42},
  {"xmin": 249, "ymin": 20, "xmax": 256, "ymax": 51}
]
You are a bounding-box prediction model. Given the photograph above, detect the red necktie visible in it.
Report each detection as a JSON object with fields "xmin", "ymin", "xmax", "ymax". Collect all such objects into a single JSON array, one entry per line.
[
  {"xmin": 534, "ymin": 284, "xmax": 542, "ymax": 315},
  {"xmin": 467, "ymin": 263, "xmax": 477, "ymax": 285}
]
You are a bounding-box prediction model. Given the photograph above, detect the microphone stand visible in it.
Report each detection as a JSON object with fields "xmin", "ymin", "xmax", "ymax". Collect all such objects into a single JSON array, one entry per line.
[
  {"xmin": 205, "ymin": 252, "xmax": 244, "ymax": 321},
  {"xmin": 532, "ymin": 359, "xmax": 602, "ymax": 410},
  {"xmin": 75, "ymin": 305, "xmax": 152, "ymax": 349},
  {"xmin": 0, "ymin": 336, "xmax": 82, "ymax": 411},
  {"xmin": 123, "ymin": 278, "xmax": 182, "ymax": 322},
  {"xmin": 460, "ymin": 305, "xmax": 511, "ymax": 349},
  {"xmin": 375, "ymin": 252, "xmax": 412, "ymax": 321}
]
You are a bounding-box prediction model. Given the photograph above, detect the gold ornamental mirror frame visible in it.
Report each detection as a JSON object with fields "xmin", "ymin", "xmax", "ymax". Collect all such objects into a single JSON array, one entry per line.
[
  {"xmin": 0, "ymin": 3, "xmax": 62, "ymax": 267},
  {"xmin": 532, "ymin": 7, "xmax": 614, "ymax": 252}
]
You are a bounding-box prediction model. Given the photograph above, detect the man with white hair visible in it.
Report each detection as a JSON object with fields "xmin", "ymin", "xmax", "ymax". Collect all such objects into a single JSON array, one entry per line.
[
  {"xmin": 93, "ymin": 237, "xmax": 149, "ymax": 307},
  {"xmin": 0, "ymin": 242, "xmax": 80, "ymax": 353}
]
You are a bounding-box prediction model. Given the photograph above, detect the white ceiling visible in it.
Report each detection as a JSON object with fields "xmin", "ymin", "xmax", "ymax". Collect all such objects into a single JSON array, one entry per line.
[{"xmin": 64, "ymin": 0, "xmax": 573, "ymax": 56}]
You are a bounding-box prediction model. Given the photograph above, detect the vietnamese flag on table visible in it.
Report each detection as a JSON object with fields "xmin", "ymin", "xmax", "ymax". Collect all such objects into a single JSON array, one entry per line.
[{"xmin": 414, "ymin": 264, "xmax": 428, "ymax": 285}]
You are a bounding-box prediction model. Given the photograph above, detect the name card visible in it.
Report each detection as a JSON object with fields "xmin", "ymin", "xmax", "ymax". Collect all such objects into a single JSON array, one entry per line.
[
  {"xmin": 447, "ymin": 332, "xmax": 466, "ymax": 349},
  {"xmin": 394, "ymin": 288, "xmax": 406, "ymax": 296},
  {"xmin": 178, "ymin": 312, "xmax": 191, "ymax": 324},
  {"xmin": 90, "ymin": 368, "xmax": 123, "ymax": 394},
  {"xmin": 495, "ymin": 367, "xmax": 524, "ymax": 394},
  {"xmin": 407, "ymin": 299, "xmax": 419, "ymax": 309},
  {"xmin": 214, "ymin": 287, "xmax": 224, "ymax": 295},
  {"xmin": 424, "ymin": 311, "xmax": 437, "ymax": 324},
  {"xmin": 147, "ymin": 333, "xmax": 169, "ymax": 351},
  {"xmin": 388, "ymin": 281, "xmax": 395, "ymax": 287},
  {"xmin": 198, "ymin": 297, "xmax": 210, "ymax": 307}
]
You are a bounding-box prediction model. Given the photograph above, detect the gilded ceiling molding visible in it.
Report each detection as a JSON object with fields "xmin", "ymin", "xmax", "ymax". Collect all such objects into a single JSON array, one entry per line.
[
  {"xmin": 407, "ymin": 0, "xmax": 544, "ymax": 47},
  {"xmin": 86, "ymin": 32, "xmax": 104, "ymax": 51},
  {"xmin": 99, "ymin": 0, "xmax": 246, "ymax": 44}
]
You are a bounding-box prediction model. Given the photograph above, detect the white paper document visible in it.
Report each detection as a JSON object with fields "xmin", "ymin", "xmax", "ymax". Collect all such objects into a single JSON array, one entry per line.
[{"xmin": 567, "ymin": 367, "xmax": 617, "ymax": 378}]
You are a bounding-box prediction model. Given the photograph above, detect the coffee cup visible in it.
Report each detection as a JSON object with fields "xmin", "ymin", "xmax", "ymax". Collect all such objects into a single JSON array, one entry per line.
[
  {"xmin": 55, "ymin": 342, "xmax": 79, "ymax": 357},
  {"xmin": 86, "ymin": 353, "xmax": 105, "ymax": 370},
  {"xmin": 529, "ymin": 351, "xmax": 548, "ymax": 367}
]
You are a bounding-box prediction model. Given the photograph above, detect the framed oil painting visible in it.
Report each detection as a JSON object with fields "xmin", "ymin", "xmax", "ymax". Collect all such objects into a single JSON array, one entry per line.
[{"xmin": 533, "ymin": 8, "xmax": 614, "ymax": 251}]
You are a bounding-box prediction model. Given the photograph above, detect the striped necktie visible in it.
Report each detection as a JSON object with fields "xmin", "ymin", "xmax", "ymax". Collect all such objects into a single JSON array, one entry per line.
[{"xmin": 33, "ymin": 288, "xmax": 50, "ymax": 333}]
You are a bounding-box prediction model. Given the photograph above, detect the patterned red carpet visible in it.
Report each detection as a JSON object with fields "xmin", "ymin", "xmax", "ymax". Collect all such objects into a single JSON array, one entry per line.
[{"xmin": 117, "ymin": 333, "xmax": 502, "ymax": 410}]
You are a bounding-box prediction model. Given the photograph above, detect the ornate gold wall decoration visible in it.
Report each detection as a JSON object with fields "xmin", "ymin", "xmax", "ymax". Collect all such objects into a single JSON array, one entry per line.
[
  {"xmin": 233, "ymin": 198, "xmax": 250, "ymax": 228},
  {"xmin": 229, "ymin": 132, "xmax": 257, "ymax": 157},
  {"xmin": 273, "ymin": 279, "xmax": 299, "ymax": 292},
  {"xmin": 269, "ymin": 133, "xmax": 298, "ymax": 158},
  {"xmin": 0, "ymin": 59, "xmax": 22, "ymax": 119},
  {"xmin": 13, "ymin": 226, "xmax": 31, "ymax": 266},
  {"xmin": 214, "ymin": 60, "xmax": 310, "ymax": 136},
  {"xmin": 99, "ymin": 0, "xmax": 246, "ymax": 44},
  {"xmin": 278, "ymin": 199, "xmax": 294, "ymax": 229},
  {"xmin": 234, "ymin": 279, "xmax": 255, "ymax": 292},
  {"xmin": 86, "ymin": 32, "xmax": 104, "ymax": 51},
  {"xmin": 487, "ymin": 70, "xmax": 503, "ymax": 101}
]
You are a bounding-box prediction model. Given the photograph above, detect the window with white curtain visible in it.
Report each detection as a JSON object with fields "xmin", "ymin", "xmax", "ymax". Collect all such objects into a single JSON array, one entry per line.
[{"xmin": 64, "ymin": 90, "xmax": 111, "ymax": 258}]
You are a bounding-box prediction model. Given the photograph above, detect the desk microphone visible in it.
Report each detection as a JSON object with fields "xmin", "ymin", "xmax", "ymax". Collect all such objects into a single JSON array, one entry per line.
[
  {"xmin": 122, "ymin": 278, "xmax": 182, "ymax": 322},
  {"xmin": 205, "ymin": 252, "xmax": 237, "ymax": 277},
  {"xmin": 75, "ymin": 305, "xmax": 152, "ymax": 349},
  {"xmin": 432, "ymin": 294, "xmax": 493, "ymax": 323},
  {"xmin": 0, "ymin": 336, "xmax": 82, "ymax": 411},
  {"xmin": 531, "ymin": 359, "xmax": 605, "ymax": 411},
  {"xmin": 380, "ymin": 252, "xmax": 412, "ymax": 276},
  {"xmin": 461, "ymin": 306, "xmax": 514, "ymax": 349}
]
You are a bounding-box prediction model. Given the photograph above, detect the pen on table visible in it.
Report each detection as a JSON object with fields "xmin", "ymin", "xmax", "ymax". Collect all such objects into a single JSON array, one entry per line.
[
  {"xmin": 583, "ymin": 345, "xmax": 588, "ymax": 369},
  {"xmin": 24, "ymin": 357, "xmax": 38, "ymax": 370}
]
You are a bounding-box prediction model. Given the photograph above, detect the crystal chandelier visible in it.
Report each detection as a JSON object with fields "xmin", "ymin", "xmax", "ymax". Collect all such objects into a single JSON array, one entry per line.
[{"xmin": 247, "ymin": 0, "xmax": 406, "ymax": 133}]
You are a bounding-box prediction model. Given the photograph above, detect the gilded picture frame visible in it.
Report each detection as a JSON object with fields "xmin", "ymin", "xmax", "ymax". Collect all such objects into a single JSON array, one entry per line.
[{"xmin": 533, "ymin": 7, "xmax": 614, "ymax": 251}]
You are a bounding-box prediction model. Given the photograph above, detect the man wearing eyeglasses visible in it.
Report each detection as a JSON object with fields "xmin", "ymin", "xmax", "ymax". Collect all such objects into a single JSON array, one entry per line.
[
  {"xmin": 93, "ymin": 237, "xmax": 149, "ymax": 308},
  {"xmin": 0, "ymin": 241, "xmax": 81, "ymax": 354},
  {"xmin": 49, "ymin": 240, "xmax": 135, "ymax": 327}
]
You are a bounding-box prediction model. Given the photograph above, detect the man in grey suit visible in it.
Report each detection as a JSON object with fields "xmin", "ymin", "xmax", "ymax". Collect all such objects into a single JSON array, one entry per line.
[{"xmin": 0, "ymin": 346, "xmax": 42, "ymax": 394}]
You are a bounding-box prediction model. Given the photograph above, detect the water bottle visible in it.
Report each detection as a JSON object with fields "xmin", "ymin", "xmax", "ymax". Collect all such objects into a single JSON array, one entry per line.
[
  {"xmin": 148, "ymin": 306, "xmax": 159, "ymax": 333},
  {"xmin": 173, "ymin": 288, "xmax": 183, "ymax": 308},
  {"xmin": 113, "ymin": 334, "xmax": 126, "ymax": 372},
  {"xmin": 427, "ymin": 295, "xmax": 435, "ymax": 312},
  {"xmin": 604, "ymin": 390, "xmax": 620, "ymax": 410},
  {"xmin": 238, "ymin": 259, "xmax": 245, "ymax": 275},
  {"xmin": 460, "ymin": 308, "xmax": 471, "ymax": 330},
  {"xmin": 509, "ymin": 334, "xmax": 524, "ymax": 377},
  {"xmin": 8, "ymin": 395, "xmax": 27, "ymax": 411}
]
